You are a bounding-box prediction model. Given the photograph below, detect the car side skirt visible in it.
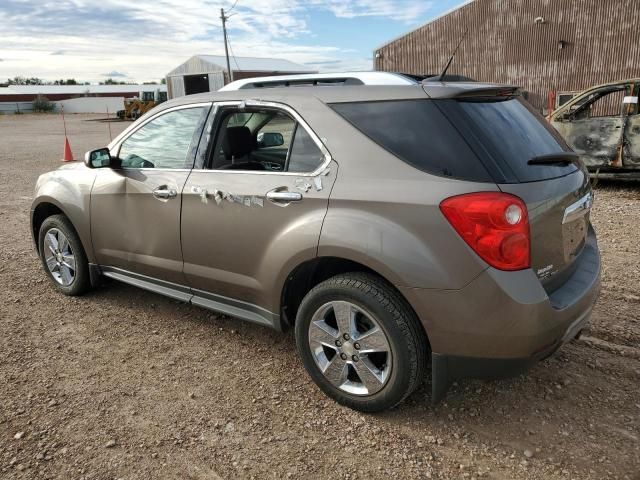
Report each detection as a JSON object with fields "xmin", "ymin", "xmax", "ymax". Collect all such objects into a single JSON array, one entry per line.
[{"xmin": 98, "ymin": 265, "xmax": 281, "ymax": 330}]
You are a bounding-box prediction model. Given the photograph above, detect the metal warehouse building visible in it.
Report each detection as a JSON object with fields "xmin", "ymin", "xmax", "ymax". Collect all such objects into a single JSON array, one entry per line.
[
  {"xmin": 374, "ymin": 0, "xmax": 640, "ymax": 113},
  {"xmin": 166, "ymin": 55, "xmax": 316, "ymax": 98}
]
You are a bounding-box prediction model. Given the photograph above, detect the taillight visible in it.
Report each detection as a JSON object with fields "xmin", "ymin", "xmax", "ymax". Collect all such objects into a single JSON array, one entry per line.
[{"xmin": 439, "ymin": 192, "xmax": 530, "ymax": 271}]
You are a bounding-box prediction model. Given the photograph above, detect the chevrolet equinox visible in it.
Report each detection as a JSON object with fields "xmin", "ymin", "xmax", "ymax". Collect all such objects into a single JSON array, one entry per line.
[{"xmin": 31, "ymin": 83, "xmax": 601, "ymax": 411}]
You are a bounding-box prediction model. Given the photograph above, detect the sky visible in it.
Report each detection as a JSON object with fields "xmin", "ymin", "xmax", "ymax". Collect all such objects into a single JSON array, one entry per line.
[{"xmin": 0, "ymin": 0, "xmax": 464, "ymax": 84}]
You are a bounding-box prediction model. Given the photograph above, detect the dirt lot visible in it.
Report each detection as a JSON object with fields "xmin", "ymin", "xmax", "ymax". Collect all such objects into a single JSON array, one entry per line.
[{"xmin": 1, "ymin": 113, "xmax": 639, "ymax": 480}]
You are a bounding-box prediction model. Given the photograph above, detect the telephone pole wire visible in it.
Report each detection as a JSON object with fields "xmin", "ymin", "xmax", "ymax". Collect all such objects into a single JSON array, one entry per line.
[{"xmin": 220, "ymin": 8, "xmax": 234, "ymax": 83}]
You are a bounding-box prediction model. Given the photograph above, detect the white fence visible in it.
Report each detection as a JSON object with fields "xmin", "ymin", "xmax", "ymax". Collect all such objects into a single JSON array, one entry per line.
[
  {"xmin": 56, "ymin": 96, "xmax": 125, "ymax": 114},
  {"xmin": 0, "ymin": 96, "xmax": 126, "ymax": 115}
]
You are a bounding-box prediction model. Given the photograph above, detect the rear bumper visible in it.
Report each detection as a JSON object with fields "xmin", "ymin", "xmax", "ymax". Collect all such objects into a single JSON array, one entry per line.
[{"xmin": 400, "ymin": 228, "xmax": 600, "ymax": 402}]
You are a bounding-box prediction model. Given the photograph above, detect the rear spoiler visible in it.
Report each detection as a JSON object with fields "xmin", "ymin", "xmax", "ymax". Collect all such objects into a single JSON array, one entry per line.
[
  {"xmin": 423, "ymin": 83, "xmax": 520, "ymax": 100},
  {"xmin": 454, "ymin": 86, "xmax": 520, "ymax": 100}
]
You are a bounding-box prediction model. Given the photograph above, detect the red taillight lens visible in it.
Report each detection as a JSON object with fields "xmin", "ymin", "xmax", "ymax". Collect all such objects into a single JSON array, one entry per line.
[{"xmin": 439, "ymin": 192, "xmax": 530, "ymax": 271}]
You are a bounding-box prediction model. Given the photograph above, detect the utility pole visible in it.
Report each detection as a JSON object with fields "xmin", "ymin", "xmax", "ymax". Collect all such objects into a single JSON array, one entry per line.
[{"xmin": 220, "ymin": 8, "xmax": 234, "ymax": 83}]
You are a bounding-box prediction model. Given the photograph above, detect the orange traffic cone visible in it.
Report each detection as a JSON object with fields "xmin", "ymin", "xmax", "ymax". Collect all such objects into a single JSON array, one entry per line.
[{"xmin": 62, "ymin": 136, "xmax": 74, "ymax": 162}]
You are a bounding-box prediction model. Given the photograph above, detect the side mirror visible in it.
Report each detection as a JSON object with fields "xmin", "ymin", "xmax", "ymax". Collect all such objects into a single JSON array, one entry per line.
[
  {"xmin": 257, "ymin": 132, "xmax": 284, "ymax": 148},
  {"xmin": 84, "ymin": 148, "xmax": 112, "ymax": 168}
]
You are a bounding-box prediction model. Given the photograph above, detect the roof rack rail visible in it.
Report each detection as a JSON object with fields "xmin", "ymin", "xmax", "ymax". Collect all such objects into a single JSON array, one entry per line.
[{"xmin": 219, "ymin": 72, "xmax": 419, "ymax": 91}]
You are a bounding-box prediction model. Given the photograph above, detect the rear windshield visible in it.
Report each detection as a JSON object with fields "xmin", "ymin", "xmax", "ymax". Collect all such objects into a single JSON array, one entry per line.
[
  {"xmin": 330, "ymin": 100, "xmax": 492, "ymax": 182},
  {"xmin": 451, "ymin": 97, "xmax": 577, "ymax": 182},
  {"xmin": 330, "ymin": 97, "xmax": 577, "ymax": 184}
]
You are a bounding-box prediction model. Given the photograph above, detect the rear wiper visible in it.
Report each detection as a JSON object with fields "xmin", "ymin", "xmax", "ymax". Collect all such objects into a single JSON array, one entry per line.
[{"xmin": 527, "ymin": 152, "xmax": 579, "ymax": 165}]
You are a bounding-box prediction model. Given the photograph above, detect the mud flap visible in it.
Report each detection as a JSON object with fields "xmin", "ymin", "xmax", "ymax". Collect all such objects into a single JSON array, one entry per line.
[
  {"xmin": 431, "ymin": 353, "xmax": 453, "ymax": 404},
  {"xmin": 88, "ymin": 263, "xmax": 104, "ymax": 287},
  {"xmin": 430, "ymin": 352, "xmax": 543, "ymax": 404}
]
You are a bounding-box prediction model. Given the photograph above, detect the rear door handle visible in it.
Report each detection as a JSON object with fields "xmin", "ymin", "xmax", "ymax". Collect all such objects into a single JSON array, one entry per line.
[
  {"xmin": 152, "ymin": 186, "xmax": 177, "ymax": 200},
  {"xmin": 266, "ymin": 189, "xmax": 303, "ymax": 205}
]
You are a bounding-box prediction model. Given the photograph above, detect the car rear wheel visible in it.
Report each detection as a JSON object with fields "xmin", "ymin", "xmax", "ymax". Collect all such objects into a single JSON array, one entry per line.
[
  {"xmin": 38, "ymin": 214, "xmax": 90, "ymax": 296},
  {"xmin": 295, "ymin": 272, "xmax": 427, "ymax": 412}
]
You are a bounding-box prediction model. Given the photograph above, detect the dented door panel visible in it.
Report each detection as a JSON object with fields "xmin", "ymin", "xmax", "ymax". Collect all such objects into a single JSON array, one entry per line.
[
  {"xmin": 552, "ymin": 118, "xmax": 623, "ymax": 168},
  {"xmin": 91, "ymin": 169, "xmax": 190, "ymax": 284},
  {"xmin": 181, "ymin": 162, "xmax": 336, "ymax": 314}
]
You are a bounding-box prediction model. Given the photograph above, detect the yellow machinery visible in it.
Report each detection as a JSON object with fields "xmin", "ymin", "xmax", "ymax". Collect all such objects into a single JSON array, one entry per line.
[{"xmin": 117, "ymin": 89, "xmax": 167, "ymax": 120}]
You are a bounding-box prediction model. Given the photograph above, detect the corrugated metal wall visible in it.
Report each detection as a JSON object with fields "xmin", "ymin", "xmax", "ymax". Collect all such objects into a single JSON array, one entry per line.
[
  {"xmin": 169, "ymin": 77, "xmax": 185, "ymax": 99},
  {"xmin": 208, "ymin": 72, "xmax": 225, "ymax": 92},
  {"xmin": 375, "ymin": 0, "xmax": 640, "ymax": 111}
]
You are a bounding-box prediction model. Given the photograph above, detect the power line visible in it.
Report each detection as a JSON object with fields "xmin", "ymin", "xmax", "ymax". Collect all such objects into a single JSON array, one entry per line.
[
  {"xmin": 226, "ymin": 32, "xmax": 242, "ymax": 73},
  {"xmin": 227, "ymin": 0, "xmax": 240, "ymax": 14}
]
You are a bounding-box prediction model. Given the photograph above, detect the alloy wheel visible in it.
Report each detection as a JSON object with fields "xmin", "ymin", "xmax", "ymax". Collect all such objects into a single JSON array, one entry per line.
[
  {"xmin": 43, "ymin": 228, "xmax": 76, "ymax": 286},
  {"xmin": 308, "ymin": 301, "xmax": 393, "ymax": 396}
]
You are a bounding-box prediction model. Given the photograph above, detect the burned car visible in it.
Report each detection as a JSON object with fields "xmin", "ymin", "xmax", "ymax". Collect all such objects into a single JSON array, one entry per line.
[{"xmin": 550, "ymin": 78, "xmax": 640, "ymax": 176}]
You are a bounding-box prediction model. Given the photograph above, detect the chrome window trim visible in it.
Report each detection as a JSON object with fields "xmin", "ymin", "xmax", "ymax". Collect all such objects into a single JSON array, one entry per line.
[
  {"xmin": 198, "ymin": 99, "xmax": 333, "ymax": 177},
  {"xmin": 107, "ymin": 102, "xmax": 213, "ymax": 163}
]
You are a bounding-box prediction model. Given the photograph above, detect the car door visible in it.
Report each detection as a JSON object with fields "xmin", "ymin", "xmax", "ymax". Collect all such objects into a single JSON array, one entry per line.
[
  {"xmin": 180, "ymin": 101, "xmax": 336, "ymax": 325},
  {"xmin": 622, "ymin": 82, "xmax": 640, "ymax": 167},
  {"xmin": 91, "ymin": 103, "xmax": 210, "ymax": 287},
  {"xmin": 551, "ymin": 85, "xmax": 626, "ymax": 168}
]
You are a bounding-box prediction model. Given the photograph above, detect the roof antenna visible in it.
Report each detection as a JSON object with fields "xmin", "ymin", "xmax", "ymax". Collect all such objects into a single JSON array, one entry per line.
[{"xmin": 433, "ymin": 28, "xmax": 469, "ymax": 82}]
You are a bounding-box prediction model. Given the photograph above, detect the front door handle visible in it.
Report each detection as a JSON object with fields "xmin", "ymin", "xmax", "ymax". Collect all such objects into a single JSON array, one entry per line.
[
  {"xmin": 152, "ymin": 186, "xmax": 178, "ymax": 200},
  {"xmin": 266, "ymin": 189, "xmax": 303, "ymax": 205}
]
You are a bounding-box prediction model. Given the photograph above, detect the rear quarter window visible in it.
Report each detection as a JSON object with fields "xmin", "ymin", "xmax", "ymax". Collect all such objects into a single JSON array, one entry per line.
[{"xmin": 330, "ymin": 100, "xmax": 492, "ymax": 182}]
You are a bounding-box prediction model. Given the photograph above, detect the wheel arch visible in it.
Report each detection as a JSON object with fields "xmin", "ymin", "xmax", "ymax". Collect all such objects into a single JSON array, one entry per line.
[
  {"xmin": 280, "ymin": 256, "xmax": 431, "ymax": 349},
  {"xmin": 31, "ymin": 199, "xmax": 93, "ymax": 262}
]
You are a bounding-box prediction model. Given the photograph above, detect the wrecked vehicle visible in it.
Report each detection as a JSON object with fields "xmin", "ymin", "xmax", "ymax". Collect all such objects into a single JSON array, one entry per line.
[
  {"xmin": 550, "ymin": 78, "xmax": 640, "ymax": 176},
  {"xmin": 31, "ymin": 82, "xmax": 600, "ymax": 411}
]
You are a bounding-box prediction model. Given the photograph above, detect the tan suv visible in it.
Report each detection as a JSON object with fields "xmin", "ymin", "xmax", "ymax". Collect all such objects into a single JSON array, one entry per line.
[{"xmin": 31, "ymin": 83, "xmax": 600, "ymax": 411}]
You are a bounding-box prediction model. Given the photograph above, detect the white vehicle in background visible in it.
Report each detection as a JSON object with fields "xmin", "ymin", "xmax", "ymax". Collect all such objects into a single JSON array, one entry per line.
[{"xmin": 219, "ymin": 72, "xmax": 420, "ymax": 90}]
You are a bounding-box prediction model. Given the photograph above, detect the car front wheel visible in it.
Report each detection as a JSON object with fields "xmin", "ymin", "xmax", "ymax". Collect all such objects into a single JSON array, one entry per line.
[
  {"xmin": 295, "ymin": 272, "xmax": 427, "ymax": 412},
  {"xmin": 38, "ymin": 214, "xmax": 90, "ymax": 296}
]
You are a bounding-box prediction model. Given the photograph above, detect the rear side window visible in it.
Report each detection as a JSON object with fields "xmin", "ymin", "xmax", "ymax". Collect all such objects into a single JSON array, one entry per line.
[
  {"xmin": 288, "ymin": 126, "xmax": 324, "ymax": 173},
  {"xmin": 330, "ymin": 100, "xmax": 492, "ymax": 182},
  {"xmin": 452, "ymin": 98, "xmax": 577, "ymax": 182}
]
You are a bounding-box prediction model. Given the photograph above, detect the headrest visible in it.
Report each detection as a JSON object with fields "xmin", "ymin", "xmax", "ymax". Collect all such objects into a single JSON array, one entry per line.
[{"xmin": 222, "ymin": 126, "xmax": 254, "ymax": 159}]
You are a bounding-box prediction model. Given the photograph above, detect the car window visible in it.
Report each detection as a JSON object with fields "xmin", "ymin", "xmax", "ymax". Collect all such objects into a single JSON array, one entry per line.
[
  {"xmin": 118, "ymin": 107, "xmax": 207, "ymax": 169},
  {"xmin": 227, "ymin": 112, "xmax": 253, "ymax": 127},
  {"xmin": 209, "ymin": 107, "xmax": 324, "ymax": 173},
  {"xmin": 330, "ymin": 100, "xmax": 492, "ymax": 182},
  {"xmin": 288, "ymin": 126, "xmax": 325, "ymax": 173},
  {"xmin": 568, "ymin": 87, "xmax": 627, "ymax": 120},
  {"xmin": 453, "ymin": 98, "xmax": 577, "ymax": 182},
  {"xmin": 256, "ymin": 112, "xmax": 295, "ymax": 151}
]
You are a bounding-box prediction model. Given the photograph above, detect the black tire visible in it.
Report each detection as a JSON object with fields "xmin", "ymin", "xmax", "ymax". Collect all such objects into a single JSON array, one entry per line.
[
  {"xmin": 38, "ymin": 214, "xmax": 91, "ymax": 296},
  {"xmin": 295, "ymin": 272, "xmax": 428, "ymax": 412}
]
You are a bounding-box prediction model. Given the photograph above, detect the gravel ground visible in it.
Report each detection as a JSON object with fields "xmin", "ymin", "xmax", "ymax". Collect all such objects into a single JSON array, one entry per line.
[{"xmin": 1, "ymin": 113, "xmax": 639, "ymax": 480}]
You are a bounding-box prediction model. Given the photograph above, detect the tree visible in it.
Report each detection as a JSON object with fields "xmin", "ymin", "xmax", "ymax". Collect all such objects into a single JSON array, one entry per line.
[
  {"xmin": 6, "ymin": 76, "xmax": 44, "ymax": 85},
  {"xmin": 101, "ymin": 78, "xmax": 126, "ymax": 85},
  {"xmin": 53, "ymin": 78, "xmax": 79, "ymax": 85}
]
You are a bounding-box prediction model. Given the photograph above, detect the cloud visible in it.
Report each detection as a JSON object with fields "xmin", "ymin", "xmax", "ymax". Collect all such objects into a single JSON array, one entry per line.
[
  {"xmin": 102, "ymin": 70, "xmax": 127, "ymax": 77},
  {"xmin": 310, "ymin": 0, "xmax": 434, "ymax": 22},
  {"xmin": 0, "ymin": 0, "xmax": 436, "ymax": 82}
]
